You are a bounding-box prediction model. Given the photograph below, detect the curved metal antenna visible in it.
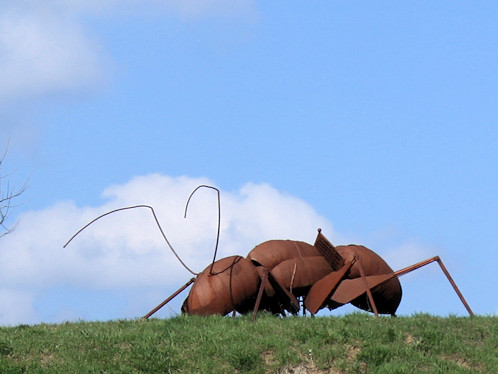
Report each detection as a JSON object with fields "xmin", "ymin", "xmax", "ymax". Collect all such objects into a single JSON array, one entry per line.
[
  {"xmin": 184, "ymin": 185, "xmax": 221, "ymax": 275},
  {"xmin": 63, "ymin": 205, "xmax": 198, "ymax": 276}
]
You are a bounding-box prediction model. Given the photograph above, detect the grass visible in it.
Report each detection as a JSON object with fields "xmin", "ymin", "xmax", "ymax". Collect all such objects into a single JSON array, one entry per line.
[{"xmin": 0, "ymin": 313, "xmax": 496, "ymax": 373}]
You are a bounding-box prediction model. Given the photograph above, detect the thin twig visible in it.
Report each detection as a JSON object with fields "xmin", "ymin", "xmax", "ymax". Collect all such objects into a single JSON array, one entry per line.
[{"xmin": 0, "ymin": 141, "xmax": 27, "ymax": 237}]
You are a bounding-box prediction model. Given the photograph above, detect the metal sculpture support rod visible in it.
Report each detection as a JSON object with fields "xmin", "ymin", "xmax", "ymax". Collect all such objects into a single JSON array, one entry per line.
[
  {"xmin": 252, "ymin": 268, "xmax": 269, "ymax": 321},
  {"xmin": 143, "ymin": 278, "xmax": 196, "ymax": 319},
  {"xmin": 395, "ymin": 256, "xmax": 474, "ymax": 316},
  {"xmin": 356, "ymin": 256, "xmax": 379, "ymax": 316},
  {"xmin": 267, "ymin": 271, "xmax": 300, "ymax": 315}
]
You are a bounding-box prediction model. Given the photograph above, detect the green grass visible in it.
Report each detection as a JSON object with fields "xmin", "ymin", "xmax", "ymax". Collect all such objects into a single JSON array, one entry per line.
[{"xmin": 0, "ymin": 313, "xmax": 496, "ymax": 373}]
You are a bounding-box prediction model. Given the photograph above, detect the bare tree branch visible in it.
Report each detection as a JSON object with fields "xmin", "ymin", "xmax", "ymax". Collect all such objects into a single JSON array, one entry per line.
[{"xmin": 0, "ymin": 145, "xmax": 27, "ymax": 237}]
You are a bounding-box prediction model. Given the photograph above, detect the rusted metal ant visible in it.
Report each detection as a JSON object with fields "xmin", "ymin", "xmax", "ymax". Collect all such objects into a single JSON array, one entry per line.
[{"xmin": 65, "ymin": 185, "xmax": 474, "ymax": 319}]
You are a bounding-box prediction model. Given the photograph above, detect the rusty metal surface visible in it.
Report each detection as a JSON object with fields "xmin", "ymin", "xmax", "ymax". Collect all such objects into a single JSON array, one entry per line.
[
  {"xmin": 182, "ymin": 256, "xmax": 259, "ymax": 316},
  {"xmin": 336, "ymin": 245, "xmax": 397, "ymax": 277},
  {"xmin": 334, "ymin": 244, "xmax": 403, "ymax": 315},
  {"xmin": 138, "ymin": 230, "xmax": 476, "ymax": 319},
  {"xmin": 357, "ymin": 257, "xmax": 379, "ymax": 316},
  {"xmin": 252, "ymin": 268, "xmax": 269, "ymax": 321},
  {"xmin": 330, "ymin": 274, "xmax": 395, "ymax": 304},
  {"xmin": 268, "ymin": 256, "xmax": 334, "ymax": 297},
  {"xmin": 247, "ymin": 240, "xmax": 320, "ymax": 269},
  {"xmin": 267, "ymin": 272, "xmax": 300, "ymax": 314},
  {"xmin": 314, "ymin": 229, "xmax": 345, "ymax": 270},
  {"xmin": 244, "ymin": 233, "xmax": 404, "ymax": 317},
  {"xmin": 304, "ymin": 259, "xmax": 354, "ymax": 315},
  {"xmin": 179, "ymin": 231, "xmax": 471, "ymax": 318}
]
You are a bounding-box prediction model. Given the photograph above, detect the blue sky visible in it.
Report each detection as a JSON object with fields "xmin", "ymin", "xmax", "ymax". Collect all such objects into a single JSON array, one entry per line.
[{"xmin": 1, "ymin": 1, "xmax": 496, "ymax": 325}]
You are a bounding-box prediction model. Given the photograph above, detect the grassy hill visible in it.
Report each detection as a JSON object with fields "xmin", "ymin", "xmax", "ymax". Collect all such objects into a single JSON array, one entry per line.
[{"xmin": 0, "ymin": 313, "xmax": 496, "ymax": 373}]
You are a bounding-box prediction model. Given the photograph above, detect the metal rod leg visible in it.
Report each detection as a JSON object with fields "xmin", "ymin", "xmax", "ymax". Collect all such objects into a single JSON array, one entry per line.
[
  {"xmin": 143, "ymin": 278, "xmax": 195, "ymax": 319},
  {"xmin": 394, "ymin": 256, "xmax": 474, "ymax": 316},
  {"xmin": 436, "ymin": 258, "xmax": 474, "ymax": 316},
  {"xmin": 252, "ymin": 269, "xmax": 269, "ymax": 321},
  {"xmin": 357, "ymin": 257, "xmax": 379, "ymax": 316}
]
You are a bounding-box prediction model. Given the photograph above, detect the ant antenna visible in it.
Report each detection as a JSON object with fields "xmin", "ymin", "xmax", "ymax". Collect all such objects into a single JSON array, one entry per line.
[
  {"xmin": 184, "ymin": 185, "xmax": 221, "ymax": 275},
  {"xmin": 63, "ymin": 204, "xmax": 198, "ymax": 276}
]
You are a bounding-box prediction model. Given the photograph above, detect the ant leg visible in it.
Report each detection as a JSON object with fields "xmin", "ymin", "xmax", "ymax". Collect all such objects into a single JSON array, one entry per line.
[
  {"xmin": 357, "ymin": 257, "xmax": 379, "ymax": 316},
  {"xmin": 395, "ymin": 256, "xmax": 474, "ymax": 316},
  {"xmin": 252, "ymin": 268, "xmax": 269, "ymax": 321},
  {"xmin": 143, "ymin": 277, "xmax": 195, "ymax": 319}
]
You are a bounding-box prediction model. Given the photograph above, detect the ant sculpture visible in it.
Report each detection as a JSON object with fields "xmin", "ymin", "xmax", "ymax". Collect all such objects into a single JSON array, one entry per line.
[{"xmin": 65, "ymin": 185, "xmax": 474, "ymax": 320}]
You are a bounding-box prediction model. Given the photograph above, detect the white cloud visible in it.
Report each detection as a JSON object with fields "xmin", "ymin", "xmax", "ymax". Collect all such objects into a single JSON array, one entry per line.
[
  {"xmin": 0, "ymin": 174, "xmax": 335, "ymax": 325},
  {"xmin": 0, "ymin": 5, "xmax": 105, "ymax": 102},
  {"xmin": 383, "ymin": 242, "xmax": 435, "ymax": 272}
]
